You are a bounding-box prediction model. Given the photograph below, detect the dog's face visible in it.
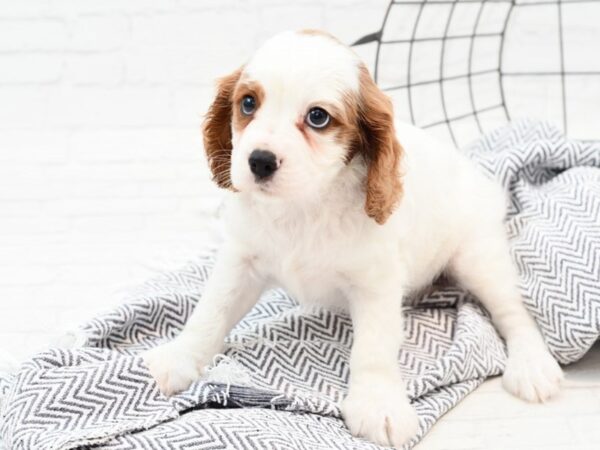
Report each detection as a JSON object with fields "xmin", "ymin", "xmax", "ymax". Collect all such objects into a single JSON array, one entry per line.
[{"xmin": 203, "ymin": 30, "xmax": 403, "ymax": 224}]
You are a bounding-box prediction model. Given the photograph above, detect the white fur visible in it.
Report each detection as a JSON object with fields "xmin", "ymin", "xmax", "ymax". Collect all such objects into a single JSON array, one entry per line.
[
  {"xmin": 230, "ymin": 31, "xmax": 360, "ymax": 203},
  {"xmin": 144, "ymin": 31, "xmax": 563, "ymax": 448}
]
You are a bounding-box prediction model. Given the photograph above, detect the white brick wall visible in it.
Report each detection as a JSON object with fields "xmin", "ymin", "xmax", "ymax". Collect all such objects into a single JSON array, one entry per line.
[{"xmin": 0, "ymin": 0, "xmax": 386, "ymax": 357}]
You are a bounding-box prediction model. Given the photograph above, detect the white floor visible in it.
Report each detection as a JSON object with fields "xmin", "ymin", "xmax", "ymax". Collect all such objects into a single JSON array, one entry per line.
[
  {"xmin": 418, "ymin": 343, "xmax": 600, "ymax": 450},
  {"xmin": 1, "ymin": 216, "xmax": 599, "ymax": 450}
]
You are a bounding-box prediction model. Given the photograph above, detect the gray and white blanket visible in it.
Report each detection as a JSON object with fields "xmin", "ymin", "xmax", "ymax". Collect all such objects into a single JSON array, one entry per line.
[{"xmin": 1, "ymin": 121, "xmax": 599, "ymax": 449}]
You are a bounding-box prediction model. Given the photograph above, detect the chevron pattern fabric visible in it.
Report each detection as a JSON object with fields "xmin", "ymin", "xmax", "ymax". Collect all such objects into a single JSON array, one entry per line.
[
  {"xmin": 466, "ymin": 120, "xmax": 600, "ymax": 364},
  {"xmin": 1, "ymin": 121, "xmax": 598, "ymax": 449}
]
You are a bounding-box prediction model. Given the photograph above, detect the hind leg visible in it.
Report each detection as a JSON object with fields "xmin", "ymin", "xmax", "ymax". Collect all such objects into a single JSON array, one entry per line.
[{"xmin": 450, "ymin": 225, "xmax": 563, "ymax": 402}]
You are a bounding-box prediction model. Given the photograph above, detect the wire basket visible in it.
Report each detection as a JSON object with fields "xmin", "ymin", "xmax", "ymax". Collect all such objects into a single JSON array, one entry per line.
[{"xmin": 353, "ymin": 0, "xmax": 600, "ymax": 147}]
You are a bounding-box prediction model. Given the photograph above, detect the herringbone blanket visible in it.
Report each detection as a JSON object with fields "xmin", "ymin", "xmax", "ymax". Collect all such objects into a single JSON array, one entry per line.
[{"xmin": 1, "ymin": 121, "xmax": 599, "ymax": 450}]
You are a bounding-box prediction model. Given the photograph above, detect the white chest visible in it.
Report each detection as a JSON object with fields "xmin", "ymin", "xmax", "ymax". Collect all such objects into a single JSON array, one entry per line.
[
  {"xmin": 258, "ymin": 219, "xmax": 360, "ymax": 305},
  {"xmin": 227, "ymin": 196, "xmax": 376, "ymax": 306}
]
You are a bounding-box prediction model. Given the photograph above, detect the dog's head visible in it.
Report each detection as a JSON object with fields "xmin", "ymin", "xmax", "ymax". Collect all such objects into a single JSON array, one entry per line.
[{"xmin": 203, "ymin": 30, "xmax": 402, "ymax": 224}]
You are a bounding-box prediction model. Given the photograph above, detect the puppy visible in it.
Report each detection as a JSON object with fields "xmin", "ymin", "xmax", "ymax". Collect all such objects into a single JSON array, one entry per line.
[{"xmin": 144, "ymin": 30, "xmax": 563, "ymax": 448}]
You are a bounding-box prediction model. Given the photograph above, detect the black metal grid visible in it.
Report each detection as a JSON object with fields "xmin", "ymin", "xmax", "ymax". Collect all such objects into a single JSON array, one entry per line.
[{"xmin": 353, "ymin": 0, "xmax": 600, "ymax": 146}]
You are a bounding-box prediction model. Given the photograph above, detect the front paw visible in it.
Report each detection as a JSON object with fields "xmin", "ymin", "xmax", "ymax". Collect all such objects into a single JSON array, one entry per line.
[
  {"xmin": 342, "ymin": 378, "xmax": 419, "ymax": 449},
  {"xmin": 503, "ymin": 344, "xmax": 563, "ymax": 403},
  {"xmin": 142, "ymin": 339, "xmax": 204, "ymax": 396}
]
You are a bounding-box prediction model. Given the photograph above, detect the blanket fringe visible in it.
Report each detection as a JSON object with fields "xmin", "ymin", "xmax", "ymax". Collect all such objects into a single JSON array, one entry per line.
[{"xmin": 203, "ymin": 354, "xmax": 251, "ymax": 405}]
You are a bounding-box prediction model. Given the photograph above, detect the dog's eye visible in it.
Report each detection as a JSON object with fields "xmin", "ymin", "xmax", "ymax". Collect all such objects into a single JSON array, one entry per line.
[
  {"xmin": 306, "ymin": 107, "xmax": 330, "ymax": 129},
  {"xmin": 241, "ymin": 95, "xmax": 256, "ymax": 116}
]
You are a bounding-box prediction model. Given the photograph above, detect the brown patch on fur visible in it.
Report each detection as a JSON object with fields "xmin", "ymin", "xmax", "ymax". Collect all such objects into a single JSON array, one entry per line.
[
  {"xmin": 232, "ymin": 80, "xmax": 265, "ymax": 133},
  {"xmin": 297, "ymin": 29, "xmax": 341, "ymax": 43},
  {"xmin": 345, "ymin": 64, "xmax": 404, "ymax": 225},
  {"xmin": 202, "ymin": 68, "xmax": 243, "ymax": 189},
  {"xmin": 335, "ymin": 94, "xmax": 361, "ymax": 164},
  {"xmin": 295, "ymin": 119, "xmax": 314, "ymax": 149},
  {"xmin": 300, "ymin": 102, "xmax": 348, "ymax": 151}
]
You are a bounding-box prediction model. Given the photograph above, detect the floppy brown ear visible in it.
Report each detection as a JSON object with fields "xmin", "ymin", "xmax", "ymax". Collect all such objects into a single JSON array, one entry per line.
[
  {"xmin": 356, "ymin": 65, "xmax": 403, "ymax": 225},
  {"xmin": 202, "ymin": 68, "xmax": 243, "ymax": 190}
]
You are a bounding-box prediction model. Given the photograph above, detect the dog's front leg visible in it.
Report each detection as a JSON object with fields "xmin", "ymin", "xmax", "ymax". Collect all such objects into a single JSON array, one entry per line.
[
  {"xmin": 143, "ymin": 246, "xmax": 264, "ymax": 396},
  {"xmin": 342, "ymin": 286, "xmax": 419, "ymax": 448}
]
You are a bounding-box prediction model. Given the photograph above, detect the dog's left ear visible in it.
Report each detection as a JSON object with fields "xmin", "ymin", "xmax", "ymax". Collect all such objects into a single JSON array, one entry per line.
[
  {"xmin": 202, "ymin": 67, "xmax": 243, "ymax": 190},
  {"xmin": 355, "ymin": 64, "xmax": 403, "ymax": 225}
]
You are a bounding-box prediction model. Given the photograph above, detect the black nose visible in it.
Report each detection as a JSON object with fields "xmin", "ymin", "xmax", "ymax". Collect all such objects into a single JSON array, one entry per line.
[{"xmin": 248, "ymin": 149, "xmax": 277, "ymax": 180}]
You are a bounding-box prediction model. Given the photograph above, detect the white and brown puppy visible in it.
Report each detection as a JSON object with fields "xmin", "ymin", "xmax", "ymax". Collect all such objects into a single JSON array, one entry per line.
[{"xmin": 144, "ymin": 30, "xmax": 563, "ymax": 448}]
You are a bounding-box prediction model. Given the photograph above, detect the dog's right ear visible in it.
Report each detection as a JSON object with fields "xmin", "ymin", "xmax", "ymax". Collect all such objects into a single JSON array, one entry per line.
[{"xmin": 202, "ymin": 67, "xmax": 243, "ymax": 190}]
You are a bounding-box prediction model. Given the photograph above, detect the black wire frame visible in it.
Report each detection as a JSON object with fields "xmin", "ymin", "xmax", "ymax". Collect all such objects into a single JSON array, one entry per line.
[{"xmin": 353, "ymin": 0, "xmax": 600, "ymax": 146}]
